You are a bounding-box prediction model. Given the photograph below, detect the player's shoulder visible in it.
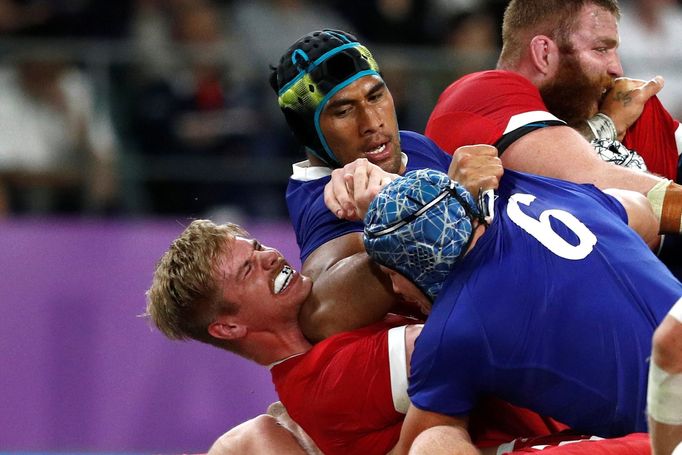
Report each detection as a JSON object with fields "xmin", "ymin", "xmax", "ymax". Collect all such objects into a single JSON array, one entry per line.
[{"xmin": 446, "ymin": 70, "xmax": 534, "ymax": 93}]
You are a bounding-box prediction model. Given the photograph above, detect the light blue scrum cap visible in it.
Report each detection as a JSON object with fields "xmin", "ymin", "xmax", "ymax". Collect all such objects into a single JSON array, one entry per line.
[{"xmin": 363, "ymin": 169, "xmax": 484, "ymax": 301}]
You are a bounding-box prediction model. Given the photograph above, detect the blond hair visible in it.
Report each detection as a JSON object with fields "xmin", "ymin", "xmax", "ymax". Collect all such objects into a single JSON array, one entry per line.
[
  {"xmin": 145, "ymin": 219, "xmax": 248, "ymax": 350},
  {"xmin": 499, "ymin": 0, "xmax": 620, "ymax": 67}
]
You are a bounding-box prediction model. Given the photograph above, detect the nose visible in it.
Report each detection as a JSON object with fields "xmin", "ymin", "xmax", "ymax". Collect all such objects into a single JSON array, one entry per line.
[
  {"xmin": 359, "ymin": 104, "xmax": 383, "ymax": 135},
  {"xmin": 257, "ymin": 248, "xmax": 280, "ymax": 269},
  {"xmin": 608, "ymin": 52, "xmax": 624, "ymax": 78}
]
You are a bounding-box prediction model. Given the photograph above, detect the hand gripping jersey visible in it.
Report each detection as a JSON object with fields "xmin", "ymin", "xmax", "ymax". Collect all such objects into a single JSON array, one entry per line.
[
  {"xmin": 425, "ymin": 70, "xmax": 565, "ymax": 156},
  {"xmin": 286, "ymin": 130, "xmax": 452, "ymax": 263},
  {"xmin": 408, "ymin": 170, "xmax": 682, "ymax": 437},
  {"xmin": 426, "ymin": 70, "xmax": 680, "ymax": 180},
  {"xmin": 623, "ymin": 95, "xmax": 680, "ymax": 180}
]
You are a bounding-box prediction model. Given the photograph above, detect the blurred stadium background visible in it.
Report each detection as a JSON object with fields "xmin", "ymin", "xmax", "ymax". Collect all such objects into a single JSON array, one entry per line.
[{"xmin": 0, "ymin": 0, "xmax": 680, "ymax": 453}]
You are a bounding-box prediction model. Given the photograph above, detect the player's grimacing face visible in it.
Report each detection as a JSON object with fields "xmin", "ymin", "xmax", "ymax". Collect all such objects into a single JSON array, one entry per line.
[
  {"xmin": 320, "ymin": 75, "xmax": 403, "ymax": 173},
  {"xmin": 217, "ymin": 236, "xmax": 312, "ymax": 329}
]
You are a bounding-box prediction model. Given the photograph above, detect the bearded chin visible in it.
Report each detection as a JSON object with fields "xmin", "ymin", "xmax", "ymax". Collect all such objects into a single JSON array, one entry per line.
[{"xmin": 539, "ymin": 55, "xmax": 611, "ymax": 128}]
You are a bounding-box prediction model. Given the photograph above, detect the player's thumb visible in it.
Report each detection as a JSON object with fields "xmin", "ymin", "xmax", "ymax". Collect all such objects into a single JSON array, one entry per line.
[{"xmin": 644, "ymin": 76, "xmax": 665, "ymax": 97}]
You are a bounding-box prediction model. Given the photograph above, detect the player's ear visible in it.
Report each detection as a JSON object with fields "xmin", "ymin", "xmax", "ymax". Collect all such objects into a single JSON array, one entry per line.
[
  {"xmin": 208, "ymin": 318, "xmax": 247, "ymax": 341},
  {"xmin": 529, "ymin": 35, "xmax": 558, "ymax": 76}
]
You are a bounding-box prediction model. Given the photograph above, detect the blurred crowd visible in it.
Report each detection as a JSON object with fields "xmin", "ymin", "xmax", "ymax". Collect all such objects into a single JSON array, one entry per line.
[{"xmin": 0, "ymin": 0, "xmax": 679, "ymax": 220}]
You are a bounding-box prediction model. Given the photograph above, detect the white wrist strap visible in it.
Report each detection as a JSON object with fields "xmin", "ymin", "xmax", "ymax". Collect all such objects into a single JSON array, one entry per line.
[
  {"xmin": 586, "ymin": 113, "xmax": 617, "ymax": 141},
  {"xmin": 647, "ymin": 361, "xmax": 682, "ymax": 425},
  {"xmin": 647, "ymin": 179, "xmax": 672, "ymax": 222},
  {"xmin": 647, "ymin": 298, "xmax": 682, "ymax": 425}
]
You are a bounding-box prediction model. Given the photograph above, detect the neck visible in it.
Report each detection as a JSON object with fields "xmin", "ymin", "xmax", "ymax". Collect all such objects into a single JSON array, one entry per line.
[
  {"xmin": 306, "ymin": 151, "xmax": 335, "ymax": 168},
  {"xmin": 498, "ymin": 54, "xmax": 546, "ymax": 89},
  {"xmin": 242, "ymin": 323, "xmax": 313, "ymax": 366}
]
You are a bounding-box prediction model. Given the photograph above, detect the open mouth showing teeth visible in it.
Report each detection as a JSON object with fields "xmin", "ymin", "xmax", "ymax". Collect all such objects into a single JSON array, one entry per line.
[
  {"xmin": 367, "ymin": 143, "xmax": 386, "ymax": 155},
  {"xmin": 274, "ymin": 265, "xmax": 294, "ymax": 294}
]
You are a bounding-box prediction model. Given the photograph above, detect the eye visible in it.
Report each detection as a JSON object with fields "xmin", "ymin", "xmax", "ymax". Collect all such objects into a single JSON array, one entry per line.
[
  {"xmin": 333, "ymin": 106, "xmax": 352, "ymax": 118},
  {"xmin": 368, "ymin": 90, "xmax": 384, "ymax": 103}
]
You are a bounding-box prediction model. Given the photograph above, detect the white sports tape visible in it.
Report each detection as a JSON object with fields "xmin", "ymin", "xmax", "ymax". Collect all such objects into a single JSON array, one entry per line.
[
  {"xmin": 647, "ymin": 178, "xmax": 673, "ymax": 222},
  {"xmin": 647, "ymin": 360, "xmax": 682, "ymax": 425},
  {"xmin": 669, "ymin": 297, "xmax": 682, "ymax": 324}
]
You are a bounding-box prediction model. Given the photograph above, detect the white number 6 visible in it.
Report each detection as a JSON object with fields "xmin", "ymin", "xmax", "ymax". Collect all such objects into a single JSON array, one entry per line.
[{"xmin": 507, "ymin": 193, "xmax": 597, "ymax": 260}]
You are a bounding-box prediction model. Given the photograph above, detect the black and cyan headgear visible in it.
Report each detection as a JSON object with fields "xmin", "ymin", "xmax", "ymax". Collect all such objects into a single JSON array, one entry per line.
[{"xmin": 270, "ymin": 29, "xmax": 382, "ymax": 168}]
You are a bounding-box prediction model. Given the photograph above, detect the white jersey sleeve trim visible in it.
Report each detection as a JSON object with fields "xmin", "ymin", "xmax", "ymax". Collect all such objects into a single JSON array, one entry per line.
[
  {"xmin": 290, "ymin": 160, "xmax": 332, "ymax": 182},
  {"xmin": 290, "ymin": 152, "xmax": 408, "ymax": 182},
  {"xmin": 388, "ymin": 325, "xmax": 410, "ymax": 414},
  {"xmin": 503, "ymin": 111, "xmax": 565, "ymax": 135}
]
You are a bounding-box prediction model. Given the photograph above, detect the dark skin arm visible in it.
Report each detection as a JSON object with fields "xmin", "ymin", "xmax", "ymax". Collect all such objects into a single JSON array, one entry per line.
[
  {"xmin": 299, "ymin": 232, "xmax": 395, "ymax": 342},
  {"xmin": 301, "ymin": 146, "xmax": 503, "ymax": 342}
]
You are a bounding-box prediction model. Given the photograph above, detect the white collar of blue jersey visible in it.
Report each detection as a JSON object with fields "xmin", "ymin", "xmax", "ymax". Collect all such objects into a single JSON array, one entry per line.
[{"xmin": 291, "ymin": 153, "xmax": 408, "ymax": 182}]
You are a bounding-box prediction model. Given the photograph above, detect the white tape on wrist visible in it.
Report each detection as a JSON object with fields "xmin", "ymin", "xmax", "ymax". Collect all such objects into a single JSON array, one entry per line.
[
  {"xmin": 648, "ymin": 360, "xmax": 682, "ymax": 425},
  {"xmin": 647, "ymin": 179, "xmax": 673, "ymax": 223}
]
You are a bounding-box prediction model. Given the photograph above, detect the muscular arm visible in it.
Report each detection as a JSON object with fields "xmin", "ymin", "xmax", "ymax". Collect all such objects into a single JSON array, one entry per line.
[
  {"xmin": 299, "ymin": 232, "xmax": 396, "ymax": 342},
  {"xmin": 306, "ymin": 149, "xmax": 502, "ymax": 341},
  {"xmin": 502, "ymin": 125, "xmax": 661, "ymax": 193}
]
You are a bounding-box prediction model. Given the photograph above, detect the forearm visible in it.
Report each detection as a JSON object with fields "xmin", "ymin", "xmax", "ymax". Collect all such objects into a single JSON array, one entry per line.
[
  {"xmin": 503, "ymin": 126, "xmax": 682, "ymax": 235},
  {"xmin": 649, "ymin": 307, "xmax": 682, "ymax": 455},
  {"xmin": 392, "ymin": 406, "xmax": 474, "ymax": 455},
  {"xmin": 502, "ymin": 126, "xmax": 659, "ymax": 193},
  {"xmin": 649, "ymin": 419, "xmax": 682, "ymax": 455},
  {"xmin": 300, "ymin": 251, "xmax": 396, "ymax": 342},
  {"xmin": 406, "ymin": 425, "xmax": 480, "ymax": 455}
]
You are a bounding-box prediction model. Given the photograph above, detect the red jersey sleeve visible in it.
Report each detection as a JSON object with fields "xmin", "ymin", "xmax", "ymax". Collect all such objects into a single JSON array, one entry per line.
[{"xmin": 426, "ymin": 70, "xmax": 563, "ymax": 155}]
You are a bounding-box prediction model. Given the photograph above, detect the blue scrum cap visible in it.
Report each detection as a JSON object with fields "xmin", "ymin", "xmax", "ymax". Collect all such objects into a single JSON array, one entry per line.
[
  {"xmin": 363, "ymin": 169, "xmax": 483, "ymax": 301},
  {"xmin": 269, "ymin": 29, "xmax": 381, "ymax": 168}
]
